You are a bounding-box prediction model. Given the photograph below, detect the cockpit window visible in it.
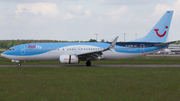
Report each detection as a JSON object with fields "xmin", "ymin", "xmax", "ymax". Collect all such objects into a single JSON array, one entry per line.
[{"xmin": 9, "ymin": 49, "xmax": 15, "ymax": 51}]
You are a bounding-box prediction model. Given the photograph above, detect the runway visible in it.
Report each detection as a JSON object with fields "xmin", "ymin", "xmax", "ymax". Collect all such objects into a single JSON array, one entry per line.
[{"xmin": 1, "ymin": 64, "xmax": 180, "ymax": 68}]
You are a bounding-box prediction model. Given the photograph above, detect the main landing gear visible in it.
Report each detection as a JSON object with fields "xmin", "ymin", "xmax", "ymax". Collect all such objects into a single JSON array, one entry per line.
[
  {"xmin": 17, "ymin": 62, "xmax": 21, "ymax": 66},
  {"xmin": 86, "ymin": 60, "xmax": 91, "ymax": 66}
]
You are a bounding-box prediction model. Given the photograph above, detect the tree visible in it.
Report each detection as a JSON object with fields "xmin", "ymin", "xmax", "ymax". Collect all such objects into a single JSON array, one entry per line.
[
  {"xmin": 175, "ymin": 40, "xmax": 180, "ymax": 44},
  {"xmin": 178, "ymin": 40, "xmax": 180, "ymax": 44},
  {"xmin": 0, "ymin": 41, "xmax": 2, "ymax": 48},
  {"xmin": 101, "ymin": 39, "xmax": 105, "ymax": 42},
  {"xmin": 88, "ymin": 39, "xmax": 97, "ymax": 42},
  {"xmin": 7, "ymin": 42, "xmax": 13, "ymax": 49}
]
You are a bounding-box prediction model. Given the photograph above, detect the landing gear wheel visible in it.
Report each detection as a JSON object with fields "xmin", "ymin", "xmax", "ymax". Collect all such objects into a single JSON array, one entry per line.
[
  {"xmin": 86, "ymin": 61, "xmax": 91, "ymax": 66},
  {"xmin": 17, "ymin": 62, "xmax": 21, "ymax": 66}
]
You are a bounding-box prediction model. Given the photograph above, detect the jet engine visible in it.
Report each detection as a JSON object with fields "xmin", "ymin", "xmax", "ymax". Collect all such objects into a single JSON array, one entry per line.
[{"xmin": 59, "ymin": 55, "xmax": 79, "ymax": 64}]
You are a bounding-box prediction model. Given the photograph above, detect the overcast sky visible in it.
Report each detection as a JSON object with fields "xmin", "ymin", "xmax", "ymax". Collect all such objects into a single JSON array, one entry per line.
[{"xmin": 0, "ymin": 0, "xmax": 179, "ymax": 42}]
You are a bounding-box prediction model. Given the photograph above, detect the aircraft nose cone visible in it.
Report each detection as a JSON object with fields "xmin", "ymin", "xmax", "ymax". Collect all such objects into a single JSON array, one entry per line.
[
  {"xmin": 1, "ymin": 52, "xmax": 5, "ymax": 57},
  {"xmin": 1, "ymin": 51, "xmax": 7, "ymax": 58},
  {"xmin": 1, "ymin": 53, "xmax": 4, "ymax": 57},
  {"xmin": 1, "ymin": 51, "xmax": 11, "ymax": 59}
]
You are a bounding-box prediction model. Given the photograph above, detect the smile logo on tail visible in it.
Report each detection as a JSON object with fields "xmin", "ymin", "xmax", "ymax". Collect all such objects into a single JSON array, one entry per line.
[{"xmin": 154, "ymin": 26, "xmax": 168, "ymax": 37}]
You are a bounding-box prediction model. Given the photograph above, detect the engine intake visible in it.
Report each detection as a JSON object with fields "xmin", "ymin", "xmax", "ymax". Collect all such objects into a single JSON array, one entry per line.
[{"xmin": 59, "ymin": 55, "xmax": 79, "ymax": 64}]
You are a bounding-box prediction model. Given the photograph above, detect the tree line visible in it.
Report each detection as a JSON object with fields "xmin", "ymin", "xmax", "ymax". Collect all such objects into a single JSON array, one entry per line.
[{"xmin": 175, "ymin": 40, "xmax": 180, "ymax": 44}]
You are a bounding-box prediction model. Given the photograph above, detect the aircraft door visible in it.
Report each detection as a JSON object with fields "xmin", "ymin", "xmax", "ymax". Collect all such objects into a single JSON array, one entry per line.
[
  {"xmin": 140, "ymin": 44, "xmax": 145, "ymax": 53},
  {"xmin": 20, "ymin": 46, "xmax": 25, "ymax": 55}
]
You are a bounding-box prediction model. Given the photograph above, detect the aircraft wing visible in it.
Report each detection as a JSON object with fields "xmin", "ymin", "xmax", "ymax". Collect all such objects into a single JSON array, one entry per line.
[
  {"xmin": 154, "ymin": 41, "xmax": 176, "ymax": 47},
  {"xmin": 76, "ymin": 36, "xmax": 118, "ymax": 60}
]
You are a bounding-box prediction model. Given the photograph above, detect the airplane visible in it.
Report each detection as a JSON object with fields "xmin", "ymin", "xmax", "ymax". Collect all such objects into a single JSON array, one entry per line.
[
  {"xmin": 155, "ymin": 49, "xmax": 171, "ymax": 54},
  {"xmin": 1, "ymin": 11, "xmax": 176, "ymax": 66}
]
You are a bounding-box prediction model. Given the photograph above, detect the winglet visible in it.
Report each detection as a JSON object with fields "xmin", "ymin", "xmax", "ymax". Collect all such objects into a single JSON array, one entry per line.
[
  {"xmin": 102, "ymin": 36, "xmax": 118, "ymax": 52},
  {"xmin": 108, "ymin": 36, "xmax": 118, "ymax": 49}
]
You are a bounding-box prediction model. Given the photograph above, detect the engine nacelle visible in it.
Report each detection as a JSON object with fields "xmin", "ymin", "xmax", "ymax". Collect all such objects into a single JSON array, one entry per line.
[{"xmin": 59, "ymin": 55, "xmax": 79, "ymax": 64}]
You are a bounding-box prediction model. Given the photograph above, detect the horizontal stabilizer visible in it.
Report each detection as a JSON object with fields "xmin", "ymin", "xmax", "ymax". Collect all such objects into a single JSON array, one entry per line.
[{"xmin": 154, "ymin": 41, "xmax": 176, "ymax": 47}]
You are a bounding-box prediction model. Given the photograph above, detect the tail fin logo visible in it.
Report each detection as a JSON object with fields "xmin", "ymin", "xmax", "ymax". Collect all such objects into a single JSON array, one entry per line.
[{"xmin": 154, "ymin": 26, "xmax": 168, "ymax": 37}]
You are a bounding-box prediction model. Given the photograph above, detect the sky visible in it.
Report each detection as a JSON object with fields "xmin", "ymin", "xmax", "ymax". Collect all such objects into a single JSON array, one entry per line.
[{"xmin": 0, "ymin": 0, "xmax": 180, "ymax": 42}]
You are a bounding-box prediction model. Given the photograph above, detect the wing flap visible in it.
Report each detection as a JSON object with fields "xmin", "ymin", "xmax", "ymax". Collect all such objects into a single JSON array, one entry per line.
[{"xmin": 77, "ymin": 50, "xmax": 102, "ymax": 56}]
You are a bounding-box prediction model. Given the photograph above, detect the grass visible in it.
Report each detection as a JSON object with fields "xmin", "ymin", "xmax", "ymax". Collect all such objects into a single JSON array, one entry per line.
[
  {"xmin": 0, "ymin": 48, "xmax": 6, "ymax": 51},
  {"xmin": 0, "ymin": 57, "xmax": 180, "ymax": 100},
  {"xmin": 0, "ymin": 56, "xmax": 180, "ymax": 65},
  {"xmin": 0, "ymin": 49, "xmax": 6, "ymax": 52},
  {"xmin": 0, "ymin": 67, "xmax": 180, "ymax": 101}
]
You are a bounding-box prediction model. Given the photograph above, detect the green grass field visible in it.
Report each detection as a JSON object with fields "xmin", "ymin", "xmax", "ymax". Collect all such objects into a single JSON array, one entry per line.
[
  {"xmin": 0, "ymin": 49, "xmax": 6, "ymax": 51},
  {"xmin": 0, "ymin": 56, "xmax": 180, "ymax": 100},
  {"xmin": 0, "ymin": 67, "xmax": 180, "ymax": 101}
]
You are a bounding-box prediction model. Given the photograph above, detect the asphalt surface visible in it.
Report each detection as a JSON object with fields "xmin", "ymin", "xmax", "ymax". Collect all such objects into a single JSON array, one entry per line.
[{"xmin": 0, "ymin": 64, "xmax": 180, "ymax": 68}]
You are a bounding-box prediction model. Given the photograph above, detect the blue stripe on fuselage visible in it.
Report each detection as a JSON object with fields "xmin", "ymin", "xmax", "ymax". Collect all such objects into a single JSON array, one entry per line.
[{"xmin": 2, "ymin": 42, "xmax": 168, "ymax": 56}]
